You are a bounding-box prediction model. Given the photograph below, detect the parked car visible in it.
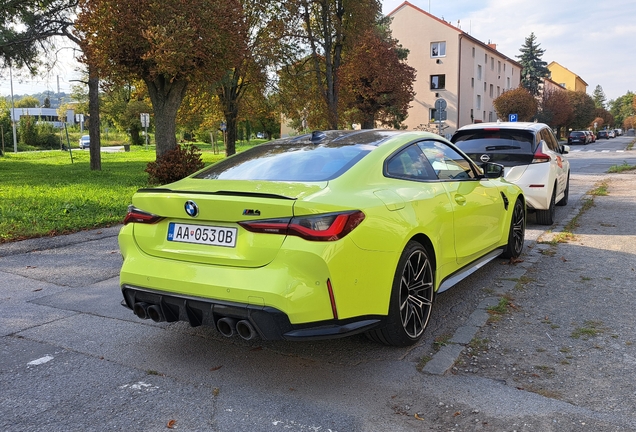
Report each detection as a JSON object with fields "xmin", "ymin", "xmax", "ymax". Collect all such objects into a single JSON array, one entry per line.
[
  {"xmin": 608, "ymin": 130, "xmax": 616, "ymax": 138},
  {"xmin": 79, "ymin": 135, "xmax": 90, "ymax": 149},
  {"xmin": 567, "ymin": 131, "xmax": 588, "ymax": 145},
  {"xmin": 597, "ymin": 130, "xmax": 609, "ymax": 139},
  {"xmin": 118, "ymin": 130, "xmax": 525, "ymax": 347},
  {"xmin": 588, "ymin": 131, "xmax": 596, "ymax": 142},
  {"xmin": 452, "ymin": 121, "xmax": 570, "ymax": 225}
]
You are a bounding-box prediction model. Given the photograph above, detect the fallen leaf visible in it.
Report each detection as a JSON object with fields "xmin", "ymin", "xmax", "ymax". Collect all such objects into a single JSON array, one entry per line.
[
  {"xmin": 414, "ymin": 413, "xmax": 424, "ymax": 421},
  {"xmin": 212, "ymin": 388, "xmax": 220, "ymax": 396},
  {"xmin": 32, "ymin": 288, "xmax": 42, "ymax": 292},
  {"xmin": 167, "ymin": 419, "xmax": 176, "ymax": 429},
  {"xmin": 26, "ymin": 266, "xmax": 37, "ymax": 269},
  {"xmin": 516, "ymin": 387, "xmax": 525, "ymax": 390},
  {"xmin": 453, "ymin": 411, "xmax": 461, "ymax": 417},
  {"xmin": 560, "ymin": 257, "xmax": 568, "ymax": 262},
  {"xmin": 210, "ymin": 365, "xmax": 222, "ymax": 371}
]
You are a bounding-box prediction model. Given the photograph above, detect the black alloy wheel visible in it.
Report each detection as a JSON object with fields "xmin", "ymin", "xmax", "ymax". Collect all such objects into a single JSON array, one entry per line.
[{"xmin": 501, "ymin": 198, "xmax": 526, "ymax": 259}]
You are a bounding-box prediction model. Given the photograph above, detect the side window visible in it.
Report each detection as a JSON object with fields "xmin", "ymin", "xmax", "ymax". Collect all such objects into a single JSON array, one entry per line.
[
  {"xmin": 416, "ymin": 140, "xmax": 478, "ymax": 180},
  {"xmin": 431, "ymin": 41, "xmax": 446, "ymax": 58},
  {"xmin": 386, "ymin": 144, "xmax": 436, "ymax": 181},
  {"xmin": 540, "ymin": 128, "xmax": 559, "ymax": 151}
]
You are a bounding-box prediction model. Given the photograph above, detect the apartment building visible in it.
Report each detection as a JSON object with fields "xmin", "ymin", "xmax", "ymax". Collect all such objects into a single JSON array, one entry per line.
[
  {"xmin": 547, "ymin": 61, "xmax": 588, "ymax": 92},
  {"xmin": 388, "ymin": 1, "xmax": 522, "ymax": 136}
]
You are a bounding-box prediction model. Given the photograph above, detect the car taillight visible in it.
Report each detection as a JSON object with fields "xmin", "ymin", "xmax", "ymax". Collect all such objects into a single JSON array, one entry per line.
[
  {"xmin": 123, "ymin": 206, "xmax": 164, "ymax": 225},
  {"xmin": 532, "ymin": 147, "xmax": 551, "ymax": 164},
  {"xmin": 239, "ymin": 210, "xmax": 365, "ymax": 241}
]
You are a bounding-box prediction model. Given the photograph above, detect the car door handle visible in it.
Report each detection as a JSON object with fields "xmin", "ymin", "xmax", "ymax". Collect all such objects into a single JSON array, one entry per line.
[{"xmin": 455, "ymin": 195, "xmax": 466, "ymax": 205}]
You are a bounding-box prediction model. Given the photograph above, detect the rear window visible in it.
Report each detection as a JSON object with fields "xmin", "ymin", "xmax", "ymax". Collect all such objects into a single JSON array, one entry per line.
[
  {"xmin": 194, "ymin": 143, "xmax": 377, "ymax": 181},
  {"xmin": 451, "ymin": 129, "xmax": 536, "ymax": 154}
]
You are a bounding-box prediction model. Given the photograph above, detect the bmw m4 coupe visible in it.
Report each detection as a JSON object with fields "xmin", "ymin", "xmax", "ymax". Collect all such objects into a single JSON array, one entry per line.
[{"xmin": 119, "ymin": 130, "xmax": 525, "ymax": 346}]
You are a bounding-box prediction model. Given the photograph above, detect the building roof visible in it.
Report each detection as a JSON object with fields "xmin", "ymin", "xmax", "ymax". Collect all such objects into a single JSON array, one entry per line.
[
  {"xmin": 547, "ymin": 61, "xmax": 589, "ymax": 87},
  {"xmin": 387, "ymin": 1, "xmax": 522, "ymax": 68}
]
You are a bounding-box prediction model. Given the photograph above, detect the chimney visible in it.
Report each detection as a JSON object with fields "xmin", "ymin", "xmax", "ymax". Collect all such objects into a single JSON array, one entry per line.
[{"xmin": 488, "ymin": 43, "xmax": 497, "ymax": 50}]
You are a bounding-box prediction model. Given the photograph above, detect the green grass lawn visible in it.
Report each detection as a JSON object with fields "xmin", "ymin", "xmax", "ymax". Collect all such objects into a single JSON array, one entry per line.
[{"xmin": 0, "ymin": 141, "xmax": 263, "ymax": 243}]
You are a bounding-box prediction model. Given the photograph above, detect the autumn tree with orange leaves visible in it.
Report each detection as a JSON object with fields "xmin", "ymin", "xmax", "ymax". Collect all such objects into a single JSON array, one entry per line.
[
  {"xmin": 493, "ymin": 86, "xmax": 537, "ymax": 122},
  {"xmin": 76, "ymin": 0, "xmax": 246, "ymax": 158},
  {"xmin": 339, "ymin": 28, "xmax": 415, "ymax": 129}
]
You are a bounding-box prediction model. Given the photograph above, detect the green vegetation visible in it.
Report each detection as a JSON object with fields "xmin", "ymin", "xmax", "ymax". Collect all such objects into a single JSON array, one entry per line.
[
  {"xmin": 0, "ymin": 145, "xmax": 231, "ymax": 243},
  {"xmin": 571, "ymin": 320, "xmax": 605, "ymax": 339},
  {"xmin": 608, "ymin": 161, "xmax": 636, "ymax": 173}
]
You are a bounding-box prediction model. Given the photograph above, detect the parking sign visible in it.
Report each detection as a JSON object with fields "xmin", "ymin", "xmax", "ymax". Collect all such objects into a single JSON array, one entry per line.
[{"xmin": 509, "ymin": 114, "xmax": 518, "ymax": 122}]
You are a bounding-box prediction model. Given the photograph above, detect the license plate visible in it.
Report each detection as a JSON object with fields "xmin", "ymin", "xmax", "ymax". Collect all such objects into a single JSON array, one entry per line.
[{"xmin": 167, "ymin": 223, "xmax": 237, "ymax": 248}]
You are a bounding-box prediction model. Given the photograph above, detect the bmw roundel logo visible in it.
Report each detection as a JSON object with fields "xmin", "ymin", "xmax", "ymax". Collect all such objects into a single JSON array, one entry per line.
[
  {"xmin": 184, "ymin": 200, "xmax": 199, "ymax": 218},
  {"xmin": 480, "ymin": 154, "xmax": 491, "ymax": 163}
]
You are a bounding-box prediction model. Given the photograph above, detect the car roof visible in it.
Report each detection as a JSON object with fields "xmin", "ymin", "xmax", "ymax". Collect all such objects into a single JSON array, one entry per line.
[{"xmin": 455, "ymin": 121, "xmax": 549, "ymax": 133}]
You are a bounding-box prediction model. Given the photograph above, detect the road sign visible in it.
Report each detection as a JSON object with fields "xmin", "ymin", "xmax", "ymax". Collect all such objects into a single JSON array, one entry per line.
[
  {"xmin": 434, "ymin": 110, "xmax": 447, "ymax": 121},
  {"xmin": 140, "ymin": 113, "xmax": 150, "ymax": 127},
  {"xmin": 434, "ymin": 98, "xmax": 447, "ymax": 111},
  {"xmin": 508, "ymin": 113, "xmax": 518, "ymax": 122},
  {"xmin": 220, "ymin": 122, "xmax": 227, "ymax": 131}
]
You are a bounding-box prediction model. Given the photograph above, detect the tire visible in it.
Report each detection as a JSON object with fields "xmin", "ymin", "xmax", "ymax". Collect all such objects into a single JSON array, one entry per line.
[
  {"xmin": 536, "ymin": 186, "xmax": 556, "ymax": 225},
  {"xmin": 501, "ymin": 198, "xmax": 525, "ymax": 259},
  {"xmin": 366, "ymin": 241, "xmax": 434, "ymax": 347},
  {"xmin": 557, "ymin": 174, "xmax": 570, "ymax": 207}
]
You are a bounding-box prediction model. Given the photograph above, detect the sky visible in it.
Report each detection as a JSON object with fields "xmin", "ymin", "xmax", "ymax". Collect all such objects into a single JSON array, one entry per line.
[
  {"xmin": 383, "ymin": 0, "xmax": 636, "ymax": 102},
  {"xmin": 1, "ymin": 0, "xmax": 634, "ymax": 102}
]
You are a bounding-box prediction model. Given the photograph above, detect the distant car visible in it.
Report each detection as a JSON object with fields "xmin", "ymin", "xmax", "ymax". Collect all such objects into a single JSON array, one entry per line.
[
  {"xmin": 118, "ymin": 130, "xmax": 525, "ymax": 346},
  {"xmin": 608, "ymin": 130, "xmax": 616, "ymax": 138},
  {"xmin": 588, "ymin": 131, "xmax": 596, "ymax": 142},
  {"xmin": 567, "ymin": 131, "xmax": 587, "ymax": 145},
  {"xmin": 452, "ymin": 121, "xmax": 570, "ymax": 225},
  {"xmin": 583, "ymin": 131, "xmax": 594, "ymax": 143},
  {"xmin": 79, "ymin": 135, "xmax": 90, "ymax": 149},
  {"xmin": 597, "ymin": 130, "xmax": 609, "ymax": 139},
  {"xmin": 256, "ymin": 132, "xmax": 265, "ymax": 139}
]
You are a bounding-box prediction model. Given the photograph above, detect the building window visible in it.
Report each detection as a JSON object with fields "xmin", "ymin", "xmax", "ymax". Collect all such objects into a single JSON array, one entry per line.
[
  {"xmin": 483, "ymin": 111, "xmax": 486, "ymax": 122},
  {"xmin": 489, "ymin": 111, "xmax": 494, "ymax": 122},
  {"xmin": 504, "ymin": 64, "xmax": 506, "ymax": 72},
  {"xmin": 497, "ymin": 86, "xmax": 500, "ymax": 96},
  {"xmin": 430, "ymin": 74, "xmax": 446, "ymax": 90},
  {"xmin": 429, "ymin": 108, "xmax": 437, "ymax": 122},
  {"xmin": 498, "ymin": 61, "xmax": 501, "ymax": 74},
  {"xmin": 471, "ymin": 77, "xmax": 474, "ymax": 88},
  {"xmin": 560, "ymin": 83, "xmax": 566, "ymax": 88},
  {"xmin": 489, "ymin": 84, "xmax": 494, "ymax": 97},
  {"xmin": 477, "ymin": 65, "xmax": 482, "ymax": 80},
  {"xmin": 484, "ymin": 82, "xmax": 487, "ymax": 91},
  {"xmin": 476, "ymin": 95, "xmax": 482, "ymax": 110},
  {"xmin": 491, "ymin": 57, "xmax": 494, "ymax": 70},
  {"xmin": 472, "ymin": 47, "xmax": 475, "ymax": 57},
  {"xmin": 507, "ymin": 77, "xmax": 511, "ymax": 89},
  {"xmin": 485, "ymin": 54, "xmax": 488, "ymax": 63},
  {"xmin": 431, "ymin": 41, "xmax": 446, "ymax": 57}
]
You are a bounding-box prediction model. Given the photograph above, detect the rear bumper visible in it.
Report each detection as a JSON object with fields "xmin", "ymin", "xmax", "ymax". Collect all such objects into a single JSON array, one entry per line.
[{"xmin": 121, "ymin": 285, "xmax": 381, "ymax": 340}]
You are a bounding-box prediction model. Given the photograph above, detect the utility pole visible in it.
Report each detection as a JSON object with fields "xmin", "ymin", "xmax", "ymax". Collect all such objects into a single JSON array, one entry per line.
[{"xmin": 9, "ymin": 63, "xmax": 18, "ymax": 153}]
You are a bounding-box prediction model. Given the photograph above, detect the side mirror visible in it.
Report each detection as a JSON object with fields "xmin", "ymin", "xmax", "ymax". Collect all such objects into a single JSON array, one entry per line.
[
  {"xmin": 561, "ymin": 144, "xmax": 570, "ymax": 154},
  {"xmin": 481, "ymin": 162, "xmax": 505, "ymax": 179}
]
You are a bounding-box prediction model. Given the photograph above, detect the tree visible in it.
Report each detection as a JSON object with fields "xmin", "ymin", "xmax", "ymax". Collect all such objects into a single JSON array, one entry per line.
[
  {"xmin": 516, "ymin": 33, "xmax": 550, "ymax": 97},
  {"xmin": 286, "ymin": 0, "xmax": 381, "ymax": 129},
  {"xmin": 536, "ymin": 88, "xmax": 572, "ymax": 138},
  {"xmin": 592, "ymin": 85, "xmax": 606, "ymax": 109},
  {"xmin": 339, "ymin": 27, "xmax": 415, "ymax": 129},
  {"xmin": 101, "ymin": 83, "xmax": 153, "ymax": 145},
  {"xmin": 493, "ymin": 87, "xmax": 537, "ymax": 122},
  {"xmin": 15, "ymin": 96, "xmax": 40, "ymax": 108},
  {"xmin": 608, "ymin": 91, "xmax": 635, "ymax": 129},
  {"xmin": 0, "ymin": 0, "xmax": 103, "ymax": 170},
  {"xmin": 77, "ymin": 0, "xmax": 246, "ymax": 158},
  {"xmin": 566, "ymin": 91, "xmax": 595, "ymax": 130}
]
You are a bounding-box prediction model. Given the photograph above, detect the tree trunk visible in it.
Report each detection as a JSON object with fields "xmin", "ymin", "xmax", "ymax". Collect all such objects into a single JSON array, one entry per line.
[
  {"xmin": 217, "ymin": 70, "xmax": 242, "ymax": 157},
  {"xmin": 145, "ymin": 76, "xmax": 188, "ymax": 158},
  {"xmin": 361, "ymin": 114, "xmax": 375, "ymax": 129},
  {"xmin": 88, "ymin": 66, "xmax": 101, "ymax": 171}
]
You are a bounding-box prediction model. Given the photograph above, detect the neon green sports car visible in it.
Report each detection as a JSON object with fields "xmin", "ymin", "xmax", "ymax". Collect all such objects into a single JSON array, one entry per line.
[{"xmin": 118, "ymin": 130, "xmax": 525, "ymax": 346}]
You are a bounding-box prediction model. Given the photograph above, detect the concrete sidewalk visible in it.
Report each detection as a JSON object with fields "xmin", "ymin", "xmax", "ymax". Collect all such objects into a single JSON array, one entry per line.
[{"xmin": 428, "ymin": 170, "xmax": 636, "ymax": 430}]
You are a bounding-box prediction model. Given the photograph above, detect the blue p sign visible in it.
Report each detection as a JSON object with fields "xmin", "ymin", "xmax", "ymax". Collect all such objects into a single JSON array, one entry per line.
[{"xmin": 509, "ymin": 114, "xmax": 518, "ymax": 122}]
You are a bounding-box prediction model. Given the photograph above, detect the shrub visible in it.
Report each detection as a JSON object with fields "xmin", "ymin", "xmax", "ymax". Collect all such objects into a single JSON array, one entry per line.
[{"xmin": 145, "ymin": 144, "xmax": 205, "ymax": 185}]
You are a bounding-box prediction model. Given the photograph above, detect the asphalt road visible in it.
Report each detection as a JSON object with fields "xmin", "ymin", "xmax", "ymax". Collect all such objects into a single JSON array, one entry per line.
[{"xmin": 1, "ymin": 136, "xmax": 635, "ymax": 431}]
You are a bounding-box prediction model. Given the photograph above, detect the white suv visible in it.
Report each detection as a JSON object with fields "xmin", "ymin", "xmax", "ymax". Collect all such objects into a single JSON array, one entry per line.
[{"xmin": 451, "ymin": 122, "xmax": 570, "ymax": 225}]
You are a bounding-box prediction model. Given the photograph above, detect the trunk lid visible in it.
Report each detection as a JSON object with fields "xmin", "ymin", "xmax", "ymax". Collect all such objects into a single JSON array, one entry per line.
[{"xmin": 130, "ymin": 179, "xmax": 326, "ymax": 267}]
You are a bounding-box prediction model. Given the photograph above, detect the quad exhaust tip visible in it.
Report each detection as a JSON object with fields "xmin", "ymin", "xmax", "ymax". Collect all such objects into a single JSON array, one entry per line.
[{"xmin": 132, "ymin": 302, "xmax": 165, "ymax": 323}]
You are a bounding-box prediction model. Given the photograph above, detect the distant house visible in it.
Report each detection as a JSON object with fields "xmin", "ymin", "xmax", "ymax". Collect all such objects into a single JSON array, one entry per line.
[
  {"xmin": 10, "ymin": 107, "xmax": 75, "ymax": 128},
  {"xmin": 388, "ymin": 1, "xmax": 522, "ymax": 136},
  {"xmin": 547, "ymin": 61, "xmax": 588, "ymax": 93}
]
